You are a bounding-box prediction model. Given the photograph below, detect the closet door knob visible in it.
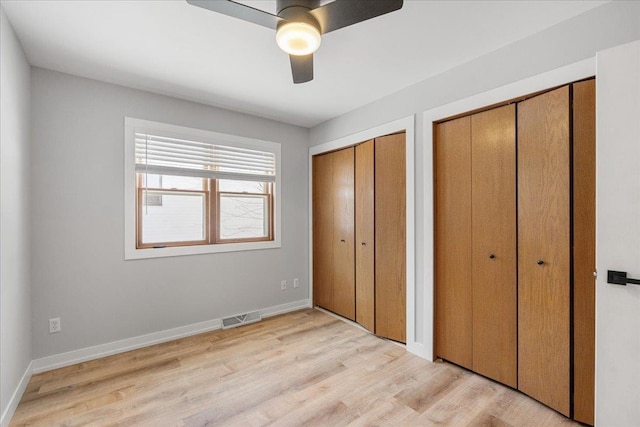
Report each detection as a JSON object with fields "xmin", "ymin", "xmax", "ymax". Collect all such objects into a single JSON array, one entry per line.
[
  {"xmin": 361, "ymin": 242, "xmax": 367, "ymax": 246},
  {"xmin": 340, "ymin": 239, "xmax": 346, "ymax": 243},
  {"xmin": 537, "ymin": 260, "xmax": 545, "ymax": 265},
  {"xmin": 489, "ymin": 254, "xmax": 496, "ymax": 259}
]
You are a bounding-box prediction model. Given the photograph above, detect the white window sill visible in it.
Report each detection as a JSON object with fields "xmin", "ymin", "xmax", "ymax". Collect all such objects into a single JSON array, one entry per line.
[{"xmin": 125, "ymin": 240, "xmax": 281, "ymax": 260}]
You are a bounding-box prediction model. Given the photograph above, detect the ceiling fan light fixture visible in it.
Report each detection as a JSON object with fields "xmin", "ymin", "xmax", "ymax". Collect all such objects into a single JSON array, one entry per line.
[{"xmin": 276, "ymin": 21, "xmax": 321, "ymax": 56}]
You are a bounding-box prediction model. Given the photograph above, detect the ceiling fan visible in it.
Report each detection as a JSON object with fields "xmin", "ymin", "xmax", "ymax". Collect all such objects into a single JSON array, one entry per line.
[{"xmin": 186, "ymin": 0, "xmax": 404, "ymax": 84}]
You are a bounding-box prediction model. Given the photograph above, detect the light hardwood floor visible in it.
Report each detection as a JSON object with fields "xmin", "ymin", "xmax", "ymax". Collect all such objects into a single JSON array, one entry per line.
[{"xmin": 10, "ymin": 309, "xmax": 580, "ymax": 426}]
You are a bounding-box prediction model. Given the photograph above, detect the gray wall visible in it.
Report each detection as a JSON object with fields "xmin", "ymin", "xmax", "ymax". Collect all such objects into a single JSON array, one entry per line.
[
  {"xmin": 0, "ymin": 7, "xmax": 32, "ymax": 420},
  {"xmin": 310, "ymin": 1, "xmax": 640, "ymax": 145},
  {"xmin": 30, "ymin": 68, "xmax": 309, "ymax": 359}
]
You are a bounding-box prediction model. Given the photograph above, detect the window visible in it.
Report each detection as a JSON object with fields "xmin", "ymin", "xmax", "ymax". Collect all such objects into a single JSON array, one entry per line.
[{"xmin": 125, "ymin": 118, "xmax": 281, "ymax": 259}]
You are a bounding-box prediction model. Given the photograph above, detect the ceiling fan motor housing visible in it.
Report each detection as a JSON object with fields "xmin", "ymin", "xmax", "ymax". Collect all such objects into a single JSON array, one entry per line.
[
  {"xmin": 276, "ymin": 0, "xmax": 321, "ymax": 15},
  {"xmin": 276, "ymin": 0, "xmax": 322, "ymax": 31}
]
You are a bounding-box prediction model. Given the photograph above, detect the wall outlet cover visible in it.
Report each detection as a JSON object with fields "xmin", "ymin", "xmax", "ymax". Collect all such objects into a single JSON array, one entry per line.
[{"xmin": 49, "ymin": 318, "xmax": 61, "ymax": 333}]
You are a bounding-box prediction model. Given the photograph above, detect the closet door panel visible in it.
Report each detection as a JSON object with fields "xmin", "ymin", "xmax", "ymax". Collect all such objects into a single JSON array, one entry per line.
[
  {"xmin": 471, "ymin": 105, "xmax": 517, "ymax": 388},
  {"xmin": 572, "ymin": 79, "xmax": 596, "ymax": 425},
  {"xmin": 375, "ymin": 133, "xmax": 406, "ymax": 343},
  {"xmin": 435, "ymin": 117, "xmax": 473, "ymax": 368},
  {"xmin": 355, "ymin": 140, "xmax": 375, "ymax": 332},
  {"xmin": 332, "ymin": 147, "xmax": 356, "ymax": 320},
  {"xmin": 312, "ymin": 153, "xmax": 335, "ymax": 310},
  {"xmin": 517, "ymin": 86, "xmax": 571, "ymax": 416}
]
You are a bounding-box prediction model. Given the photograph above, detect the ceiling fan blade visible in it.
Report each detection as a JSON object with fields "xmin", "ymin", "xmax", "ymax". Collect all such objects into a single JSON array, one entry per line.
[
  {"xmin": 290, "ymin": 54, "xmax": 313, "ymax": 84},
  {"xmin": 309, "ymin": 0, "xmax": 403, "ymax": 34},
  {"xmin": 186, "ymin": 0, "xmax": 282, "ymax": 30}
]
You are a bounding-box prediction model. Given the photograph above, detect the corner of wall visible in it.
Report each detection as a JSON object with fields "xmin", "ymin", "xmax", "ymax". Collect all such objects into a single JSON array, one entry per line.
[
  {"xmin": 0, "ymin": 363, "xmax": 32, "ymax": 427},
  {"xmin": 0, "ymin": 6, "xmax": 33, "ymax": 425}
]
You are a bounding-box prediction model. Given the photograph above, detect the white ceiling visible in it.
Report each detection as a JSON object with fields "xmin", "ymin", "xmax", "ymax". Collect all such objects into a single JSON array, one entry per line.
[{"xmin": 2, "ymin": 0, "xmax": 607, "ymax": 128}]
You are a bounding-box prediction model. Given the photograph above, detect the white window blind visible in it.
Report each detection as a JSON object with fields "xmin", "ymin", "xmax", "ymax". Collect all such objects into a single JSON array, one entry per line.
[{"xmin": 135, "ymin": 132, "xmax": 276, "ymax": 182}]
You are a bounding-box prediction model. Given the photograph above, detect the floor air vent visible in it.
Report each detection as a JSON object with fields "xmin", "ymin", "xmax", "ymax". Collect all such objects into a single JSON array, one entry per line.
[{"xmin": 222, "ymin": 311, "xmax": 262, "ymax": 329}]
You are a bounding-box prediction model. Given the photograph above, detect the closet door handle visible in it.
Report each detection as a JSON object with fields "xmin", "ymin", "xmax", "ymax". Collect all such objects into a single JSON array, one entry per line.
[
  {"xmin": 340, "ymin": 239, "xmax": 346, "ymax": 243},
  {"xmin": 361, "ymin": 242, "xmax": 367, "ymax": 246},
  {"xmin": 537, "ymin": 260, "xmax": 545, "ymax": 265},
  {"xmin": 489, "ymin": 254, "xmax": 496, "ymax": 259}
]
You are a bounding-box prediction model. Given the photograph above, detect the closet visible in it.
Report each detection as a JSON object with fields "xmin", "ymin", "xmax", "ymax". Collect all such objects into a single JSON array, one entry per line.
[
  {"xmin": 313, "ymin": 132, "xmax": 406, "ymax": 343},
  {"xmin": 435, "ymin": 80, "xmax": 595, "ymax": 424}
]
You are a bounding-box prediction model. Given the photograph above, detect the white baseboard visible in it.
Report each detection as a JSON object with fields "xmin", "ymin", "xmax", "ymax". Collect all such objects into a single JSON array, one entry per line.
[
  {"xmin": 1, "ymin": 361, "xmax": 32, "ymax": 427},
  {"xmin": 261, "ymin": 298, "xmax": 312, "ymax": 317},
  {"xmin": 31, "ymin": 299, "xmax": 311, "ymax": 374}
]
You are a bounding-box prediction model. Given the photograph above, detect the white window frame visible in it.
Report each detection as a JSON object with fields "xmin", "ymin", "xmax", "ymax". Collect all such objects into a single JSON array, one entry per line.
[{"xmin": 124, "ymin": 117, "xmax": 281, "ymax": 260}]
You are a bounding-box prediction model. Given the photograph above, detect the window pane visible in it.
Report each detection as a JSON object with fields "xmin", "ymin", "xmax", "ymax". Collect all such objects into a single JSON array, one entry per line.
[
  {"xmin": 141, "ymin": 191, "xmax": 206, "ymax": 244},
  {"xmin": 219, "ymin": 194, "xmax": 268, "ymax": 239},
  {"xmin": 218, "ymin": 179, "xmax": 268, "ymax": 194},
  {"xmin": 162, "ymin": 175, "xmax": 203, "ymax": 190},
  {"xmin": 140, "ymin": 173, "xmax": 162, "ymax": 188},
  {"xmin": 140, "ymin": 174, "xmax": 203, "ymax": 191},
  {"xmin": 142, "ymin": 192, "xmax": 163, "ymax": 207}
]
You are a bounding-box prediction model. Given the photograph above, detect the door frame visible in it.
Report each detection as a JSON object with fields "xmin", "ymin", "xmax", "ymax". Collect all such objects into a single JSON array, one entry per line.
[
  {"xmin": 308, "ymin": 116, "xmax": 416, "ymax": 352},
  {"xmin": 594, "ymin": 40, "xmax": 640, "ymax": 425},
  {"xmin": 422, "ymin": 58, "xmax": 595, "ymax": 361}
]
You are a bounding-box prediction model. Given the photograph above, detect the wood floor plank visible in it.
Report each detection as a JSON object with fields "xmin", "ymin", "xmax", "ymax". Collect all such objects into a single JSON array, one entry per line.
[
  {"xmin": 394, "ymin": 364, "xmax": 472, "ymax": 414},
  {"xmin": 10, "ymin": 309, "xmax": 581, "ymax": 427}
]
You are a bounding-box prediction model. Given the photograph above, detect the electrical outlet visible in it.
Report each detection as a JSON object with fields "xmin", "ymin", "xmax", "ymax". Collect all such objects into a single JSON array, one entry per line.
[
  {"xmin": 281, "ymin": 280, "xmax": 287, "ymax": 290},
  {"xmin": 293, "ymin": 278, "xmax": 300, "ymax": 288},
  {"xmin": 49, "ymin": 318, "xmax": 61, "ymax": 334}
]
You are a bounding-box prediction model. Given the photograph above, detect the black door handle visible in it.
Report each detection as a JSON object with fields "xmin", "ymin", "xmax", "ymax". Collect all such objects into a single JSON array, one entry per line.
[
  {"xmin": 607, "ymin": 270, "xmax": 640, "ymax": 286},
  {"xmin": 537, "ymin": 260, "xmax": 544, "ymax": 265},
  {"xmin": 489, "ymin": 254, "xmax": 495, "ymax": 259}
]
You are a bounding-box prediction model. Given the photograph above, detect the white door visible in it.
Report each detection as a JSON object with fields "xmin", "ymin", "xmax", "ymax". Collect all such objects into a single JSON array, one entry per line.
[{"xmin": 595, "ymin": 39, "xmax": 640, "ymax": 425}]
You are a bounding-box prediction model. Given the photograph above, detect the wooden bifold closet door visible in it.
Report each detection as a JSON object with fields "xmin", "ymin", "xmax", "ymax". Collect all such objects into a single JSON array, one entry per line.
[
  {"xmin": 572, "ymin": 79, "xmax": 596, "ymax": 426},
  {"xmin": 355, "ymin": 140, "xmax": 375, "ymax": 332},
  {"xmin": 434, "ymin": 115, "xmax": 473, "ymax": 369},
  {"xmin": 471, "ymin": 105, "xmax": 517, "ymax": 388},
  {"xmin": 434, "ymin": 104, "xmax": 517, "ymax": 386},
  {"xmin": 312, "ymin": 148, "xmax": 355, "ymax": 320},
  {"xmin": 374, "ymin": 133, "xmax": 406, "ymax": 343},
  {"xmin": 517, "ymin": 85, "xmax": 571, "ymax": 416}
]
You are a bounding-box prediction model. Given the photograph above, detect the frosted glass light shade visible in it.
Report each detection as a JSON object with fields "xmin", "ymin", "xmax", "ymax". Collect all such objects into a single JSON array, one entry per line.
[{"xmin": 276, "ymin": 22, "xmax": 321, "ymax": 56}]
